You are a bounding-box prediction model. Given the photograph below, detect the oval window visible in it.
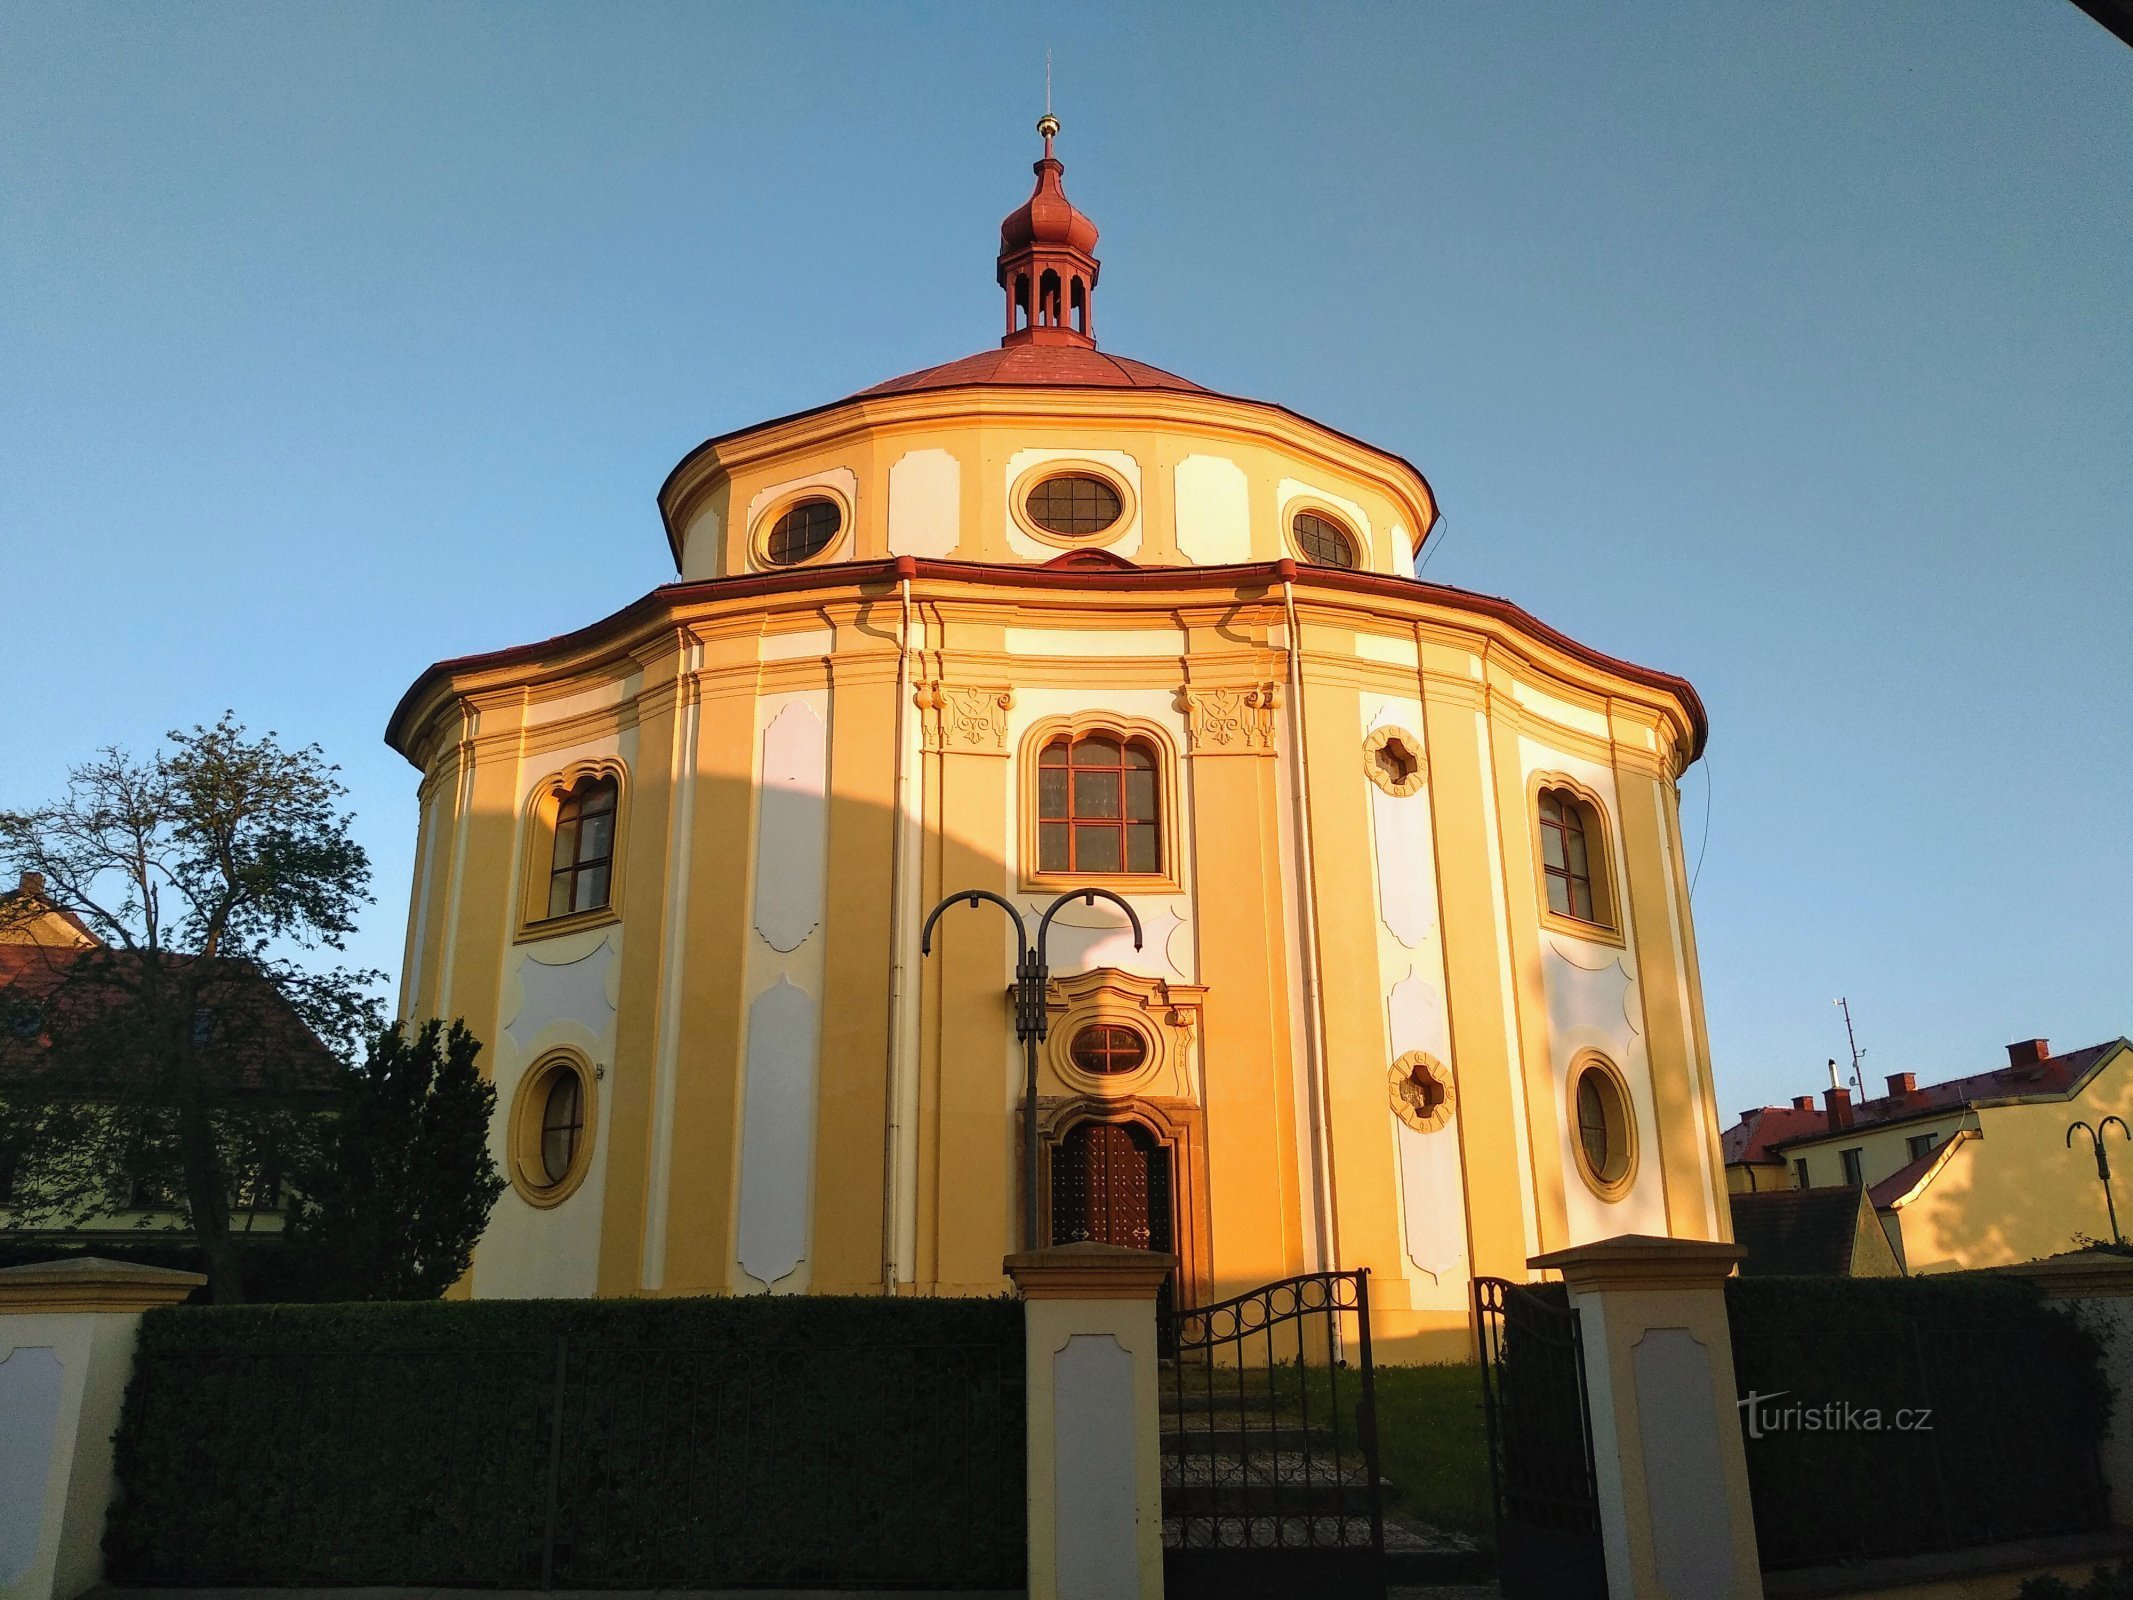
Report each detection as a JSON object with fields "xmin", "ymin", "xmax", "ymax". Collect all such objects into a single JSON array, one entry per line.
[
  {"xmin": 1070, "ymin": 1023, "xmax": 1147, "ymax": 1076},
  {"xmin": 1292, "ymin": 511, "xmax": 1358, "ymax": 569},
  {"xmin": 764, "ymin": 498, "xmax": 842, "ymax": 566},
  {"xmin": 540, "ymin": 1070, "xmax": 584, "ymax": 1185},
  {"xmin": 1026, "ymin": 473, "xmax": 1124, "ymax": 538},
  {"xmin": 1573, "ymin": 1060, "xmax": 1633, "ymax": 1196}
]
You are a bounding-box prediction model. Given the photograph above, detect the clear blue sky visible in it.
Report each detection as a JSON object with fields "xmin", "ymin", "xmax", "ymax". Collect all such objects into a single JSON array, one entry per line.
[{"xmin": 4, "ymin": 3, "xmax": 2126, "ymax": 1115}]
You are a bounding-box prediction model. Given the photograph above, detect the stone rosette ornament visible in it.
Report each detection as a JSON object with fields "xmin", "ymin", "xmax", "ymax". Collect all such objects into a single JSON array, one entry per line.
[{"xmin": 1389, "ymin": 1050, "xmax": 1456, "ymax": 1133}]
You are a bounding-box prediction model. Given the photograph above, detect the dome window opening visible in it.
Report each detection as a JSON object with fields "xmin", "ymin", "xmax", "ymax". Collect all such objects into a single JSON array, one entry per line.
[
  {"xmin": 1070, "ymin": 1023, "xmax": 1147, "ymax": 1077},
  {"xmin": 765, "ymin": 498, "xmax": 842, "ymax": 566},
  {"xmin": 1293, "ymin": 511, "xmax": 1358, "ymax": 569},
  {"xmin": 1026, "ymin": 473, "xmax": 1123, "ymax": 538}
]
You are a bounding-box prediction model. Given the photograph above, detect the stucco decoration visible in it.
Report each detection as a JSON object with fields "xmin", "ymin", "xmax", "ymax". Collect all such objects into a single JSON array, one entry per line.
[
  {"xmin": 753, "ymin": 702, "xmax": 828, "ymax": 953},
  {"xmin": 887, "ymin": 447, "xmax": 960, "ymax": 558},
  {"xmin": 1179, "ymin": 684, "xmax": 1279, "ymax": 754},
  {"xmin": 1389, "ymin": 1052, "xmax": 1456, "ymax": 1134},
  {"xmin": 736, "ymin": 978, "xmax": 820, "ymax": 1288},
  {"xmin": 1386, "ymin": 969, "xmax": 1450, "ymax": 1060},
  {"xmin": 1632, "ymin": 1329, "xmax": 1737, "ymax": 1600},
  {"xmin": 1053, "ymin": 1333, "xmax": 1138, "ymax": 1600},
  {"xmin": 1028, "ymin": 896, "xmax": 1186, "ymax": 983},
  {"xmin": 1544, "ymin": 937, "xmax": 1642, "ymax": 1041},
  {"xmin": 916, "ymin": 683, "xmax": 1015, "ymax": 754},
  {"xmin": 0, "ymin": 1344, "xmax": 63, "ymax": 1584},
  {"xmin": 1173, "ymin": 453, "xmax": 1251, "ymax": 565},
  {"xmin": 1368, "ymin": 719, "xmax": 1437, "ymax": 951},
  {"xmin": 1362, "ymin": 726, "xmax": 1427, "ymax": 797},
  {"xmin": 502, "ymin": 932, "xmax": 618, "ymax": 1061},
  {"xmin": 1042, "ymin": 967, "xmax": 1205, "ymax": 1099}
]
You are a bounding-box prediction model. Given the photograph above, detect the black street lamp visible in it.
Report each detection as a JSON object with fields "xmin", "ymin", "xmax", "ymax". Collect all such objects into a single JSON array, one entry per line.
[
  {"xmin": 920, "ymin": 887, "xmax": 1144, "ymax": 1252},
  {"xmin": 2067, "ymin": 1117, "xmax": 2130, "ymax": 1247}
]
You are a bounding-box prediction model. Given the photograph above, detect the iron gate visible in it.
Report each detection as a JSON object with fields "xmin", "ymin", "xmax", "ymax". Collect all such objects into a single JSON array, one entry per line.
[
  {"xmin": 1160, "ymin": 1269, "xmax": 1385, "ymax": 1600},
  {"xmin": 1473, "ymin": 1277, "xmax": 1607, "ymax": 1599}
]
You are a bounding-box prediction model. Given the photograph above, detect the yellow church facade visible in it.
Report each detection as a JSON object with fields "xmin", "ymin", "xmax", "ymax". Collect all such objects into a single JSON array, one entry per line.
[{"xmin": 386, "ymin": 123, "xmax": 1726, "ymax": 1358}]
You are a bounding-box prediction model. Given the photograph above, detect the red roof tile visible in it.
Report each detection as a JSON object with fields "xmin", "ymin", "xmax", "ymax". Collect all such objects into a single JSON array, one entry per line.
[
  {"xmin": 857, "ymin": 343, "xmax": 1207, "ymax": 397},
  {"xmin": 1723, "ymin": 1104, "xmax": 1831, "ymax": 1166}
]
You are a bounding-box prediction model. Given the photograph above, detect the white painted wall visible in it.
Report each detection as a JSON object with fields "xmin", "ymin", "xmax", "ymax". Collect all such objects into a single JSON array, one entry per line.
[
  {"xmin": 733, "ymin": 693, "xmax": 832, "ymax": 1291},
  {"xmin": 887, "ymin": 448, "xmax": 961, "ymax": 558},
  {"xmin": 1173, "ymin": 453, "xmax": 1251, "ymax": 565}
]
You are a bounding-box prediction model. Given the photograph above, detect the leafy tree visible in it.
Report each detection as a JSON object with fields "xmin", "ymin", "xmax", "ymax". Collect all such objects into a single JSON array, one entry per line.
[
  {"xmin": 0, "ymin": 716, "xmax": 381, "ymax": 1302},
  {"xmin": 289, "ymin": 1019, "xmax": 505, "ymax": 1300}
]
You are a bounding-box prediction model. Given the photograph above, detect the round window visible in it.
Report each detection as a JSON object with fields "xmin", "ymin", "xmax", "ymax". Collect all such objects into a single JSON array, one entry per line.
[
  {"xmin": 1026, "ymin": 473, "xmax": 1124, "ymax": 538},
  {"xmin": 1292, "ymin": 511, "xmax": 1358, "ymax": 569},
  {"xmin": 1070, "ymin": 1023, "xmax": 1147, "ymax": 1076},
  {"xmin": 1572, "ymin": 1059, "xmax": 1634, "ymax": 1196},
  {"xmin": 764, "ymin": 498, "xmax": 842, "ymax": 566}
]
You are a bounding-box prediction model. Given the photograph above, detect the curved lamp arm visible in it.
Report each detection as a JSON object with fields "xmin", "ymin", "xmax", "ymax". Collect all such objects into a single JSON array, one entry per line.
[
  {"xmin": 2071, "ymin": 1120, "xmax": 2100, "ymax": 1150},
  {"xmin": 1035, "ymin": 887, "xmax": 1146, "ymax": 961},
  {"xmin": 919, "ymin": 889, "xmax": 1029, "ymax": 961},
  {"xmin": 2103, "ymin": 1116, "xmax": 2131, "ymax": 1142}
]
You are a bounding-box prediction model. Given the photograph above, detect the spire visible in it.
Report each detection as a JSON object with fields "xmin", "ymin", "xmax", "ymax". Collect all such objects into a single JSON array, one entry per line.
[{"xmin": 997, "ymin": 115, "xmax": 1100, "ymax": 348}]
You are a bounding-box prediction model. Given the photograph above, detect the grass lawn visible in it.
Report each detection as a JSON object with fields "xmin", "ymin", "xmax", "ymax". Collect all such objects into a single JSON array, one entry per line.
[{"xmin": 1305, "ymin": 1362, "xmax": 1496, "ymax": 1547}]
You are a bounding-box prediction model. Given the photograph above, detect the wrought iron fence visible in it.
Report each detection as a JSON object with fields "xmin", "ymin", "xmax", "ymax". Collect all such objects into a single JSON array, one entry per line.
[
  {"xmin": 1159, "ymin": 1269, "xmax": 1384, "ymax": 1599},
  {"xmin": 111, "ymin": 1325, "xmax": 1025, "ymax": 1589}
]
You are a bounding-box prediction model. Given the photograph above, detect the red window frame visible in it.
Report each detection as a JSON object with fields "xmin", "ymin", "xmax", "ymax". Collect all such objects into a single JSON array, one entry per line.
[
  {"xmin": 1036, "ymin": 734, "xmax": 1161, "ymax": 875},
  {"xmin": 1538, "ymin": 788, "xmax": 1601, "ymax": 925}
]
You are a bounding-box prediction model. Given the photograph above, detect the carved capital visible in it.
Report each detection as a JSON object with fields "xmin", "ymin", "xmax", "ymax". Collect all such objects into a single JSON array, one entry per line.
[
  {"xmin": 916, "ymin": 682, "xmax": 1014, "ymax": 755},
  {"xmin": 1180, "ymin": 683, "xmax": 1280, "ymax": 755}
]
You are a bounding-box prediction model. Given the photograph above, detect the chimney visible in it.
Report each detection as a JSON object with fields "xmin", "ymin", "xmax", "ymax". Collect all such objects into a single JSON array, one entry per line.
[
  {"xmin": 1792, "ymin": 1095, "xmax": 1817, "ymax": 1112},
  {"xmin": 2006, "ymin": 1039, "xmax": 2050, "ymax": 1069},
  {"xmin": 1885, "ymin": 1072, "xmax": 1916, "ymax": 1098},
  {"xmin": 1739, "ymin": 1110, "xmax": 1761, "ymax": 1129},
  {"xmin": 16, "ymin": 871, "xmax": 44, "ymax": 898},
  {"xmin": 1825, "ymin": 1086, "xmax": 1853, "ymax": 1131}
]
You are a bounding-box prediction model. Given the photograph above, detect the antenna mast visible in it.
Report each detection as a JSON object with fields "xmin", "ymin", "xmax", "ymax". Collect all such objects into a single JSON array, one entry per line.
[{"xmin": 1833, "ymin": 997, "xmax": 1867, "ymax": 1097}]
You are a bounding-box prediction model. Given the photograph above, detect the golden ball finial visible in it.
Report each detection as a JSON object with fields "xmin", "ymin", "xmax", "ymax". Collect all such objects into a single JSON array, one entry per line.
[{"xmin": 1037, "ymin": 112, "xmax": 1060, "ymax": 141}]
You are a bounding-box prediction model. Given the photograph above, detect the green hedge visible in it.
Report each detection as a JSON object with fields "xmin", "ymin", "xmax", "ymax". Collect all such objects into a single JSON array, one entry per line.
[
  {"xmin": 108, "ymin": 1294, "xmax": 1025, "ymax": 1588},
  {"xmin": 1727, "ymin": 1275, "xmax": 2110, "ymax": 1569}
]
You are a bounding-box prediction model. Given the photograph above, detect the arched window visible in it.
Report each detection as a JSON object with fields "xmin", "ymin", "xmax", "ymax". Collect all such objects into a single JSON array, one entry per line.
[
  {"xmin": 1037, "ymin": 733, "xmax": 1160, "ymax": 874},
  {"xmin": 1292, "ymin": 510, "xmax": 1358, "ymax": 569},
  {"xmin": 1536, "ymin": 785, "xmax": 1615, "ymax": 931},
  {"xmin": 547, "ymin": 776, "xmax": 618, "ymax": 919}
]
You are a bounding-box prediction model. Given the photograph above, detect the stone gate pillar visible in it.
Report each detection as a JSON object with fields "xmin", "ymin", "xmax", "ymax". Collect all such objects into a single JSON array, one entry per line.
[
  {"xmin": 1530, "ymin": 1235, "xmax": 1764, "ymax": 1600},
  {"xmin": 1007, "ymin": 1242, "xmax": 1173, "ymax": 1600},
  {"xmin": 0, "ymin": 1258, "xmax": 203, "ymax": 1600}
]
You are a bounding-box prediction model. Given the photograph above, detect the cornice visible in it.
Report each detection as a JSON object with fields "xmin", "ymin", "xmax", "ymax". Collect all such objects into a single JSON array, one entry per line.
[{"xmin": 386, "ymin": 558, "xmax": 1707, "ymax": 774}]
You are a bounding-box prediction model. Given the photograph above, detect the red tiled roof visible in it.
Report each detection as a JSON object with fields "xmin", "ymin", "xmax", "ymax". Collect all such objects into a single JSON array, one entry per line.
[
  {"xmin": 1723, "ymin": 1104, "xmax": 1830, "ymax": 1166},
  {"xmin": 857, "ymin": 343, "xmax": 1207, "ymax": 397},
  {"xmin": 1774, "ymin": 1041, "xmax": 2126, "ymax": 1149},
  {"xmin": 0, "ymin": 944, "xmax": 341, "ymax": 1093}
]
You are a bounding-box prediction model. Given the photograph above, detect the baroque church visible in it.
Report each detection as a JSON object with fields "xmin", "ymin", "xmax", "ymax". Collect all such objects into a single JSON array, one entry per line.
[{"xmin": 387, "ymin": 119, "xmax": 1726, "ymax": 1357}]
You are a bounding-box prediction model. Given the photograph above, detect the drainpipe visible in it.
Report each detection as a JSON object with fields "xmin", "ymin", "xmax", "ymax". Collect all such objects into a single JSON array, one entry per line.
[
  {"xmin": 881, "ymin": 556, "xmax": 917, "ymax": 1291},
  {"xmin": 1281, "ymin": 562, "xmax": 1338, "ymax": 1272}
]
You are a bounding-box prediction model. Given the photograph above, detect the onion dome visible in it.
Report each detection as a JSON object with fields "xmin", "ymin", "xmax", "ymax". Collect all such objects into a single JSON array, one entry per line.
[{"xmin": 997, "ymin": 114, "xmax": 1101, "ymax": 349}]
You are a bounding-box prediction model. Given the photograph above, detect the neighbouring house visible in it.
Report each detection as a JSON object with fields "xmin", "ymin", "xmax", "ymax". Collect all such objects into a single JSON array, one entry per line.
[
  {"xmin": 1728, "ymin": 1186, "xmax": 1903, "ymax": 1276},
  {"xmin": 382, "ymin": 117, "xmax": 1735, "ymax": 1358},
  {"xmin": 1720, "ymin": 1035, "xmax": 2133, "ymax": 1273},
  {"xmin": 0, "ymin": 871, "xmax": 340, "ymax": 1250}
]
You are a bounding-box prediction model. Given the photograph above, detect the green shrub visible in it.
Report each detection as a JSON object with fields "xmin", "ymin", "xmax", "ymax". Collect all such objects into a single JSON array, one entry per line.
[
  {"xmin": 106, "ymin": 1294, "xmax": 1025, "ymax": 1588},
  {"xmin": 1728, "ymin": 1275, "xmax": 2110, "ymax": 1569}
]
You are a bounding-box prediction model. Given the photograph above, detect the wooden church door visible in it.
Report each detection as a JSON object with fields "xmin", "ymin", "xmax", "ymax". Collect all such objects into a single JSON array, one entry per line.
[{"xmin": 1049, "ymin": 1120, "xmax": 1174, "ymax": 1253}]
